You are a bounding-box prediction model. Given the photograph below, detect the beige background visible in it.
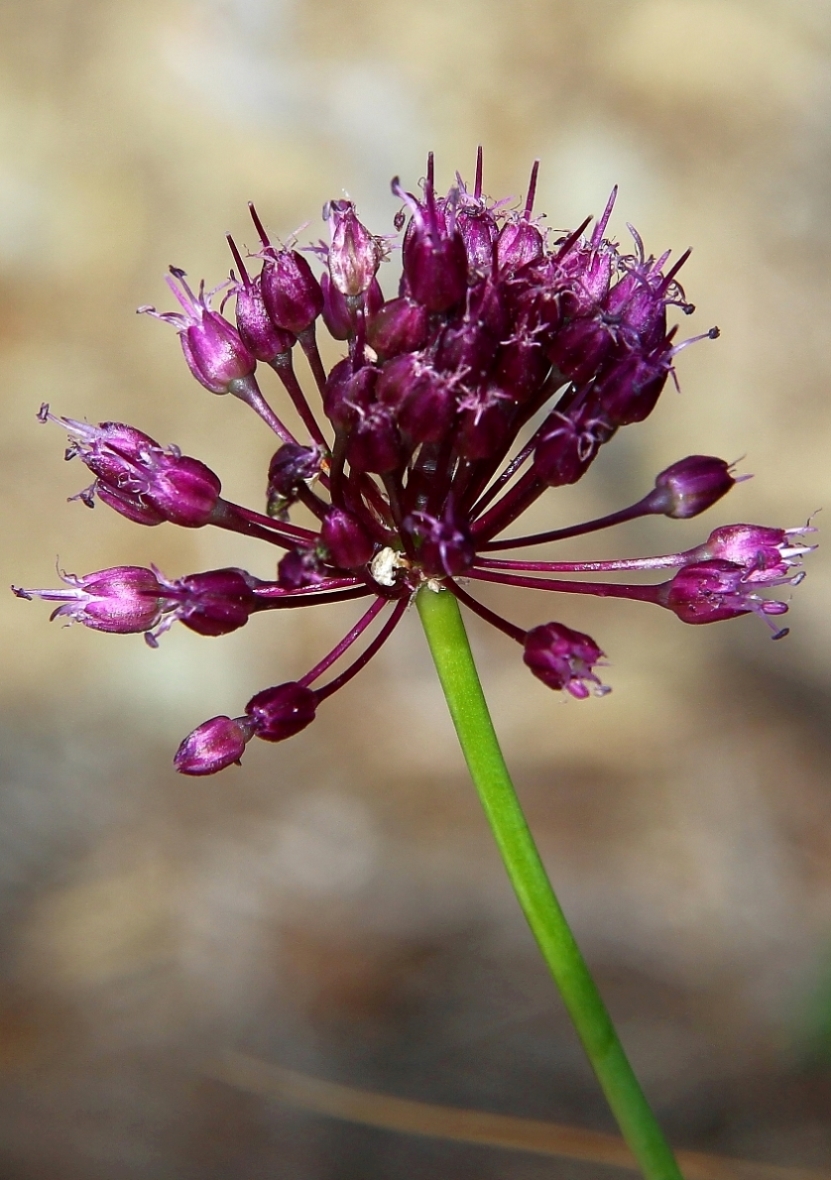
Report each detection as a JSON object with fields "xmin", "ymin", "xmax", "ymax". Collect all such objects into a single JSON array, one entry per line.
[{"xmin": 1, "ymin": 1, "xmax": 830, "ymax": 1175}]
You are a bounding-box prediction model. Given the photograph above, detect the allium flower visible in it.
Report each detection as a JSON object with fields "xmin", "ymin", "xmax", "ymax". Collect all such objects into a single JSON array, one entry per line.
[{"xmin": 16, "ymin": 149, "xmax": 814, "ymax": 774}]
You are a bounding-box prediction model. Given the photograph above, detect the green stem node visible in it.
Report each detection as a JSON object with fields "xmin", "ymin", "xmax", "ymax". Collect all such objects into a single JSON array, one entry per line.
[{"xmin": 415, "ymin": 585, "xmax": 684, "ymax": 1180}]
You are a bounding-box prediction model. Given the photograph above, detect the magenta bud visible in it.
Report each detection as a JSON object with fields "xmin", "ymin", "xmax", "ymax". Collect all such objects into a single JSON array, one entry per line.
[
  {"xmin": 16, "ymin": 565, "xmax": 166, "ymax": 634},
  {"xmin": 376, "ymin": 352, "xmax": 420, "ymax": 409},
  {"xmin": 495, "ymin": 218, "xmax": 544, "ymax": 273},
  {"xmin": 605, "ymin": 271, "xmax": 668, "ymax": 347},
  {"xmin": 325, "ymin": 199, "xmax": 385, "ymax": 297},
  {"xmin": 234, "ymin": 274, "xmax": 295, "ymax": 361},
  {"xmin": 558, "ymin": 245, "xmax": 615, "ymax": 317},
  {"xmin": 404, "ymin": 503, "xmax": 475, "ymax": 577},
  {"xmin": 139, "ymin": 267, "xmax": 257, "ymax": 394},
  {"xmin": 523, "ymin": 622, "xmax": 607, "ymax": 699},
  {"xmin": 183, "ymin": 312, "xmax": 255, "ymax": 393},
  {"xmin": 320, "ymin": 507, "xmax": 374, "ymax": 569},
  {"xmin": 533, "ymin": 402, "xmax": 614, "ymax": 487},
  {"xmin": 407, "ymin": 230, "xmax": 468, "ymax": 311},
  {"xmin": 456, "ymin": 207, "xmax": 498, "ymax": 275},
  {"xmin": 379, "ymin": 356, "xmax": 457, "ymax": 444},
  {"xmin": 277, "ymin": 547, "xmax": 330, "ymax": 589},
  {"xmin": 245, "ymin": 682, "xmax": 318, "ymax": 742},
  {"xmin": 436, "ymin": 313, "xmax": 499, "ymax": 382},
  {"xmin": 598, "ymin": 350, "xmax": 669, "ymax": 427},
  {"xmin": 150, "ymin": 456, "xmax": 222, "ymax": 527},
  {"xmin": 345, "ymin": 403, "xmax": 402, "ymax": 473},
  {"xmin": 175, "ymin": 568, "xmax": 259, "ymax": 637},
  {"xmin": 647, "ymin": 456, "xmax": 736, "ymax": 519},
  {"xmin": 267, "ymin": 443, "xmax": 322, "ymax": 513},
  {"xmin": 320, "ymin": 271, "xmax": 353, "ymax": 340},
  {"xmin": 456, "ymin": 387, "xmax": 514, "ymax": 461},
  {"xmin": 493, "ymin": 334, "xmax": 549, "ymax": 403},
  {"xmin": 67, "ymin": 421, "xmax": 158, "ymax": 486},
  {"xmin": 397, "ymin": 179, "xmax": 468, "ymax": 312},
  {"xmin": 323, "ymin": 361, "xmax": 378, "ymax": 432},
  {"xmin": 547, "ymin": 316, "xmax": 613, "ymax": 385},
  {"xmin": 174, "ymin": 715, "xmax": 252, "ymax": 775},
  {"xmin": 260, "ymin": 249, "xmax": 324, "ymax": 335},
  {"xmin": 400, "ymin": 369, "xmax": 458, "ymax": 445},
  {"xmin": 367, "ymin": 297, "xmax": 428, "ymax": 358}
]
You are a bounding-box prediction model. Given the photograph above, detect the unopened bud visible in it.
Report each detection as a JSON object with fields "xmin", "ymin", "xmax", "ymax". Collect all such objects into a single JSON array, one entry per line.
[
  {"xmin": 646, "ymin": 456, "xmax": 736, "ymax": 519},
  {"xmin": 245, "ymin": 682, "xmax": 318, "ymax": 742},
  {"xmin": 320, "ymin": 508, "xmax": 374, "ymax": 569},
  {"xmin": 174, "ymin": 715, "xmax": 253, "ymax": 775}
]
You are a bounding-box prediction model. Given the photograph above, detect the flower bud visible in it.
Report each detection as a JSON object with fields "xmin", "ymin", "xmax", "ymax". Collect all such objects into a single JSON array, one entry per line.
[
  {"xmin": 398, "ymin": 369, "xmax": 458, "ymax": 445},
  {"xmin": 493, "ymin": 333, "xmax": 549, "ymax": 403},
  {"xmin": 547, "ymin": 316, "xmax": 613, "ymax": 385},
  {"xmin": 325, "ymin": 199, "xmax": 385, "ymax": 297},
  {"xmin": 403, "ymin": 503, "xmax": 475, "ymax": 577},
  {"xmin": 323, "ymin": 361, "xmax": 378, "ymax": 432},
  {"xmin": 175, "ymin": 568, "xmax": 260, "ymax": 637},
  {"xmin": 379, "ymin": 356, "xmax": 457, "ymax": 445},
  {"xmin": 456, "ymin": 386, "xmax": 515, "ymax": 461},
  {"xmin": 174, "ymin": 715, "xmax": 253, "ymax": 775},
  {"xmin": 260, "ymin": 248, "xmax": 324, "ymax": 335},
  {"xmin": 267, "ymin": 443, "xmax": 322, "ymax": 514},
  {"xmin": 234, "ymin": 273, "xmax": 296, "ymax": 361},
  {"xmin": 456, "ymin": 206, "xmax": 498, "ymax": 275},
  {"xmin": 533, "ymin": 402, "xmax": 614, "ymax": 487},
  {"xmin": 320, "ymin": 271, "xmax": 353, "ymax": 340},
  {"xmin": 345, "ymin": 404, "xmax": 402, "ymax": 473},
  {"xmin": 245, "ymin": 682, "xmax": 318, "ymax": 742},
  {"xmin": 320, "ymin": 507, "xmax": 374, "ymax": 569},
  {"xmin": 367, "ymin": 297, "xmax": 428, "ymax": 358},
  {"xmin": 495, "ymin": 218, "xmax": 544, "ymax": 273},
  {"xmin": 396, "ymin": 179, "xmax": 468, "ymax": 312},
  {"xmin": 646, "ymin": 456, "xmax": 736, "ymax": 519},
  {"xmin": 277, "ymin": 547, "xmax": 330, "ymax": 589},
  {"xmin": 436, "ymin": 310, "xmax": 499, "ymax": 382},
  {"xmin": 523, "ymin": 622, "xmax": 607, "ymax": 699}
]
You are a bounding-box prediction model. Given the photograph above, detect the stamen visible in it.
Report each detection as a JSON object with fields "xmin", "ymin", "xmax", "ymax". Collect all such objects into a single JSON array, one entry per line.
[
  {"xmin": 523, "ymin": 159, "xmax": 540, "ymax": 221},
  {"xmin": 226, "ymin": 234, "xmax": 251, "ymax": 287},
  {"xmin": 248, "ymin": 201, "xmax": 272, "ymax": 250},
  {"xmin": 590, "ymin": 186, "xmax": 618, "ymax": 248}
]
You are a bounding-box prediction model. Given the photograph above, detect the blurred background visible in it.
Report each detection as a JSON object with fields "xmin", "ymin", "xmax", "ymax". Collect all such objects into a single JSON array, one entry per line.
[{"xmin": 1, "ymin": 0, "xmax": 831, "ymax": 1175}]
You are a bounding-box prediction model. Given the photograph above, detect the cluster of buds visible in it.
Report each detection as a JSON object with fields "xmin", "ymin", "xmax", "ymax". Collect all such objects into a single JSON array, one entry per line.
[{"xmin": 16, "ymin": 150, "xmax": 813, "ymax": 774}]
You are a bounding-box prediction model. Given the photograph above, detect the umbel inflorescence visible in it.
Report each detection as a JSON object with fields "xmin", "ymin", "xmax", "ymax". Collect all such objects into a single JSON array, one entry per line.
[{"xmin": 15, "ymin": 151, "xmax": 812, "ymax": 774}]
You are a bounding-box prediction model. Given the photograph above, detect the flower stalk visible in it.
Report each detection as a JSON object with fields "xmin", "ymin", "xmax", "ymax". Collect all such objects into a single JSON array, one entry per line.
[{"xmin": 416, "ymin": 584, "xmax": 683, "ymax": 1180}]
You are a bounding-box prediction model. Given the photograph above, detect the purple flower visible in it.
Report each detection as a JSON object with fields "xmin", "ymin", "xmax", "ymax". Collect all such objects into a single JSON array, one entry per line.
[
  {"xmin": 139, "ymin": 268, "xmax": 256, "ymax": 395},
  {"xmin": 523, "ymin": 623, "xmax": 607, "ymax": 699},
  {"xmin": 17, "ymin": 150, "xmax": 813, "ymax": 773},
  {"xmin": 39, "ymin": 407, "xmax": 223, "ymax": 528},
  {"xmin": 13, "ymin": 566, "xmax": 168, "ymax": 634}
]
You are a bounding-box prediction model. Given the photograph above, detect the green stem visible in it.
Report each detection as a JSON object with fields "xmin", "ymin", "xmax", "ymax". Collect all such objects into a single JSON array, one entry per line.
[{"xmin": 416, "ymin": 585, "xmax": 684, "ymax": 1180}]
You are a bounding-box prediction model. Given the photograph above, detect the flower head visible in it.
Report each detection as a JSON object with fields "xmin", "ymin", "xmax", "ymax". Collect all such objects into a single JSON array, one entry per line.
[{"xmin": 16, "ymin": 151, "xmax": 813, "ymax": 773}]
